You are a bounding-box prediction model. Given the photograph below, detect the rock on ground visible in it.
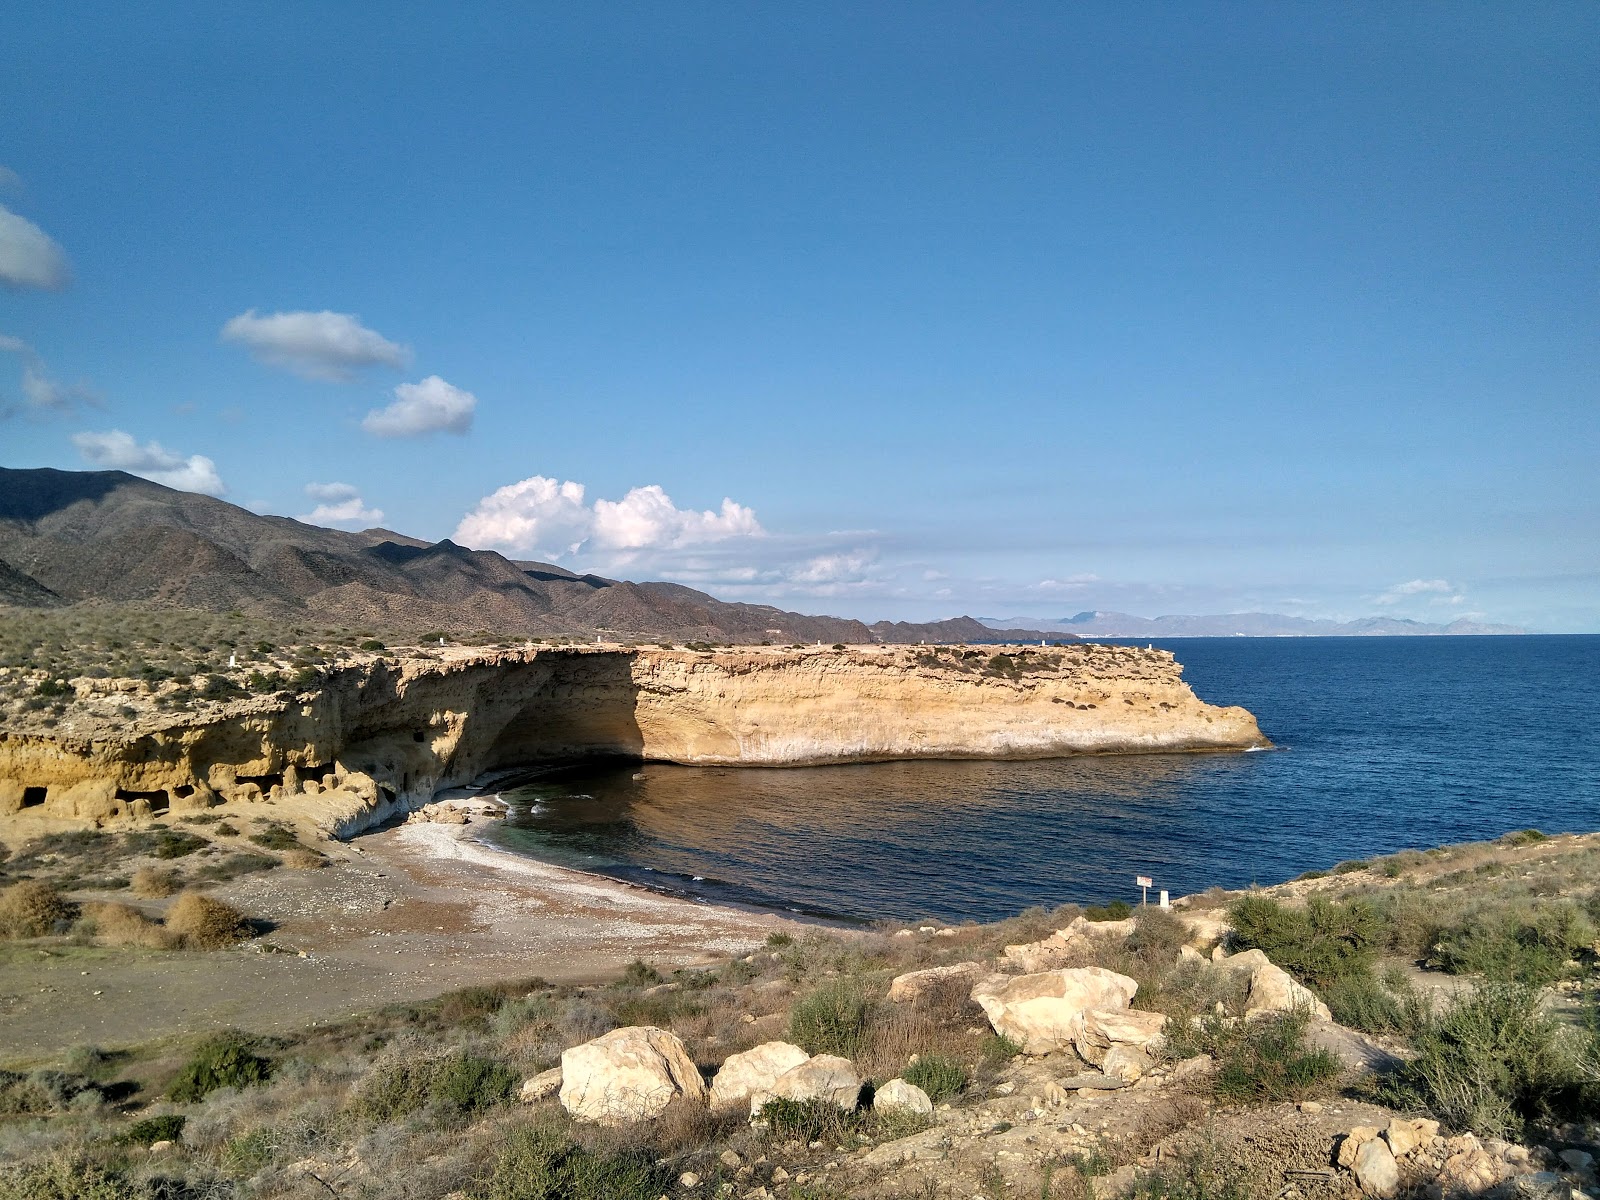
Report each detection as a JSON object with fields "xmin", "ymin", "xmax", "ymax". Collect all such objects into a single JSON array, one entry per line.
[
  {"xmin": 559, "ymin": 1025, "xmax": 706, "ymax": 1125},
  {"xmin": 970, "ymin": 966, "xmax": 1139, "ymax": 1055},
  {"xmin": 751, "ymin": 1053, "xmax": 862, "ymax": 1116},
  {"xmin": 873, "ymin": 1078, "xmax": 933, "ymax": 1116},
  {"xmin": 886, "ymin": 961, "xmax": 985, "ymax": 1003},
  {"xmin": 708, "ymin": 1041, "xmax": 811, "ymax": 1113}
]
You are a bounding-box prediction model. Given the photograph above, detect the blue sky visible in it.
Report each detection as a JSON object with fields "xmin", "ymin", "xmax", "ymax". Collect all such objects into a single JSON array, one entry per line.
[{"xmin": 2, "ymin": 4, "xmax": 1596, "ymax": 631}]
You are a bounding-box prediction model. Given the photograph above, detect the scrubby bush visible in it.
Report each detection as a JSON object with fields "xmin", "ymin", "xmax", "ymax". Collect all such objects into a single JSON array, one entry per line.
[
  {"xmin": 164, "ymin": 891, "xmax": 252, "ymax": 948},
  {"xmin": 980, "ymin": 1033, "xmax": 1023, "ymax": 1064},
  {"xmin": 789, "ymin": 979, "xmax": 873, "ymax": 1059},
  {"xmin": 1322, "ymin": 969, "xmax": 1425, "ymax": 1035},
  {"xmin": 902, "ymin": 1054, "xmax": 968, "ymax": 1102},
  {"xmin": 1208, "ymin": 1010, "xmax": 1342, "ymax": 1105},
  {"xmin": 1228, "ymin": 895, "xmax": 1382, "ymax": 990},
  {"xmin": 1083, "ymin": 899, "xmax": 1132, "ymax": 921},
  {"xmin": 129, "ymin": 866, "xmax": 181, "ymax": 898},
  {"xmin": 352, "ymin": 1051, "xmax": 516, "ymax": 1122},
  {"xmin": 78, "ymin": 901, "xmax": 175, "ymax": 949},
  {"xmin": 0, "ymin": 880, "xmax": 76, "ymax": 938},
  {"xmin": 1426, "ymin": 900, "xmax": 1594, "ymax": 985},
  {"xmin": 120, "ymin": 1114, "xmax": 186, "ymax": 1146},
  {"xmin": 1126, "ymin": 908, "xmax": 1190, "ymax": 958},
  {"xmin": 168, "ymin": 1032, "xmax": 272, "ymax": 1101},
  {"xmin": 0, "ymin": 1069, "xmax": 103, "ymax": 1115},
  {"xmin": 1379, "ymin": 983, "xmax": 1588, "ymax": 1138},
  {"xmin": 758, "ymin": 1096, "xmax": 861, "ymax": 1142},
  {"xmin": 0, "ymin": 1154, "xmax": 134, "ymax": 1200},
  {"xmin": 474, "ymin": 1122, "xmax": 671, "ymax": 1200}
]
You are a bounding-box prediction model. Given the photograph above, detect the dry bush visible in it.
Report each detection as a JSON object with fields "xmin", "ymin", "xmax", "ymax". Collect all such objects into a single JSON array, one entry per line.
[
  {"xmin": 280, "ymin": 847, "xmax": 327, "ymax": 870},
  {"xmin": 858, "ymin": 1002, "xmax": 980, "ymax": 1081},
  {"xmin": 130, "ymin": 866, "xmax": 181, "ymax": 897},
  {"xmin": 80, "ymin": 901, "xmax": 176, "ymax": 949},
  {"xmin": 0, "ymin": 880, "xmax": 76, "ymax": 938},
  {"xmin": 165, "ymin": 890, "xmax": 252, "ymax": 948}
]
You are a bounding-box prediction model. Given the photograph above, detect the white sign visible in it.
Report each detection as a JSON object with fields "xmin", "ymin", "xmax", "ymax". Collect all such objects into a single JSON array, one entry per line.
[{"xmin": 1135, "ymin": 875, "xmax": 1153, "ymax": 888}]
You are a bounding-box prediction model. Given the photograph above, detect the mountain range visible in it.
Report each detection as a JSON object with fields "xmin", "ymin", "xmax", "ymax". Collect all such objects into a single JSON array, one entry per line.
[
  {"xmin": 0, "ymin": 468, "xmax": 1063, "ymax": 644},
  {"xmin": 981, "ymin": 610, "xmax": 1528, "ymax": 638}
]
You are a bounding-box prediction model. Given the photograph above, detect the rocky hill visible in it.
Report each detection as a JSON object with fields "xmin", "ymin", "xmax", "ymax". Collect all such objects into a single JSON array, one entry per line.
[{"xmin": 0, "ymin": 468, "xmax": 1063, "ymax": 644}]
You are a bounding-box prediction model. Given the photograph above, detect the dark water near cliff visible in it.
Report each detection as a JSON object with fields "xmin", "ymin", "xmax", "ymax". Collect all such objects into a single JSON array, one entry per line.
[{"xmin": 489, "ymin": 636, "xmax": 1600, "ymax": 924}]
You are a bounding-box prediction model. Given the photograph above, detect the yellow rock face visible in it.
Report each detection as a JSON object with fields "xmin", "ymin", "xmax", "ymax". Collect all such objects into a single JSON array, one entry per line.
[{"xmin": 0, "ymin": 643, "xmax": 1267, "ymax": 840}]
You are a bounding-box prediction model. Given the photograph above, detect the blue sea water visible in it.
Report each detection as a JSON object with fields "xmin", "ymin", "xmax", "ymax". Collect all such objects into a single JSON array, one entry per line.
[{"xmin": 489, "ymin": 636, "xmax": 1600, "ymax": 924}]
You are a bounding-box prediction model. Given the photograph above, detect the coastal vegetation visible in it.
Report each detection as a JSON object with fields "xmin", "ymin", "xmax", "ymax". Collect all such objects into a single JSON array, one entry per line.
[{"xmin": 0, "ymin": 831, "xmax": 1594, "ymax": 1198}]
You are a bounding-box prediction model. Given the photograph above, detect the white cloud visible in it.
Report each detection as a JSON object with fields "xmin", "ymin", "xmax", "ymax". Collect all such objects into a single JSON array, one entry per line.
[
  {"xmin": 296, "ymin": 481, "xmax": 384, "ymax": 529},
  {"xmin": 592, "ymin": 486, "xmax": 761, "ymax": 550},
  {"xmin": 361, "ymin": 375, "xmax": 476, "ymax": 437},
  {"xmin": 0, "ymin": 334, "xmax": 96, "ymax": 418},
  {"xmin": 0, "ymin": 204, "xmax": 69, "ymax": 290},
  {"xmin": 789, "ymin": 551, "xmax": 876, "ymax": 585},
  {"xmin": 1376, "ymin": 578, "xmax": 1461, "ymax": 606},
  {"xmin": 455, "ymin": 475, "xmax": 764, "ymax": 561},
  {"xmin": 71, "ymin": 430, "xmax": 226, "ymax": 496},
  {"xmin": 220, "ymin": 309, "xmax": 410, "ymax": 381},
  {"xmin": 1033, "ymin": 573, "xmax": 1101, "ymax": 592}
]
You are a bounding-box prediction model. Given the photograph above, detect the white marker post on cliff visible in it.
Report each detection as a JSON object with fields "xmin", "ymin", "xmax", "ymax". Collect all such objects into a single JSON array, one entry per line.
[{"xmin": 1136, "ymin": 874, "xmax": 1153, "ymax": 906}]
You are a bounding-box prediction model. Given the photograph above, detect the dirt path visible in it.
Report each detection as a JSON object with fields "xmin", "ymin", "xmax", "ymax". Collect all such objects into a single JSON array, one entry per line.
[{"xmin": 0, "ymin": 820, "xmax": 797, "ymax": 1064}]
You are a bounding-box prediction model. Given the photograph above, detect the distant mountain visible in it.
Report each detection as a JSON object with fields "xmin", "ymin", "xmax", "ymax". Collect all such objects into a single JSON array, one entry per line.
[
  {"xmin": 981, "ymin": 610, "xmax": 1529, "ymax": 638},
  {"xmin": 0, "ymin": 467, "xmax": 1068, "ymax": 644}
]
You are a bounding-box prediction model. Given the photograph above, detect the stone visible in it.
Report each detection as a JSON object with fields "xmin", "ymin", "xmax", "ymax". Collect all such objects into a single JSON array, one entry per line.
[
  {"xmin": 1512, "ymin": 1173, "xmax": 1567, "ymax": 1199},
  {"xmin": 1338, "ymin": 1128, "xmax": 1381, "ymax": 1170},
  {"xmin": 1178, "ymin": 945, "xmax": 1205, "ymax": 964},
  {"xmin": 873, "ymin": 1078, "xmax": 933, "ymax": 1116},
  {"xmin": 720, "ymin": 1150, "xmax": 742, "ymax": 1169},
  {"xmin": 1075, "ymin": 1007, "xmax": 1167, "ymax": 1065},
  {"xmin": 519, "ymin": 1067, "xmax": 561, "ymax": 1103},
  {"xmin": 679, "ymin": 1171, "xmax": 702, "ymax": 1189},
  {"xmin": 969, "ymin": 967, "xmax": 1139, "ymax": 1055},
  {"xmin": 1560, "ymin": 1149, "xmax": 1595, "ymax": 1173},
  {"xmin": 709, "ymin": 1042, "xmax": 812, "ymax": 1113},
  {"xmin": 1244, "ymin": 962, "xmax": 1333, "ymax": 1022},
  {"xmin": 1168, "ymin": 1054, "xmax": 1213, "ymax": 1082},
  {"xmin": 1099, "ymin": 1044, "xmax": 1152, "ymax": 1082},
  {"xmin": 886, "ymin": 962, "xmax": 985, "ymax": 1003},
  {"xmin": 1435, "ymin": 1142, "xmax": 1503, "ymax": 1197},
  {"xmin": 1383, "ymin": 1117, "xmax": 1440, "ymax": 1159},
  {"xmin": 1001, "ymin": 916, "xmax": 1138, "ymax": 972},
  {"xmin": 1352, "ymin": 1137, "xmax": 1400, "ymax": 1197},
  {"xmin": 751, "ymin": 1054, "xmax": 862, "ymax": 1116},
  {"xmin": 1214, "ymin": 948, "xmax": 1272, "ymax": 973},
  {"xmin": 558, "ymin": 1026, "xmax": 706, "ymax": 1125}
]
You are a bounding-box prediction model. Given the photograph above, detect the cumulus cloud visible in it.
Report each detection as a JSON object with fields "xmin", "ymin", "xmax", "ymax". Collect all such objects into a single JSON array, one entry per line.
[
  {"xmin": 0, "ymin": 333, "xmax": 97, "ymax": 418},
  {"xmin": 0, "ymin": 203, "xmax": 70, "ymax": 290},
  {"xmin": 361, "ymin": 375, "xmax": 476, "ymax": 437},
  {"xmin": 221, "ymin": 309, "xmax": 410, "ymax": 381},
  {"xmin": 296, "ymin": 481, "xmax": 384, "ymax": 529},
  {"xmin": 1376, "ymin": 578, "xmax": 1462, "ymax": 606},
  {"xmin": 71, "ymin": 430, "xmax": 226, "ymax": 495},
  {"xmin": 455, "ymin": 475, "xmax": 764, "ymax": 561}
]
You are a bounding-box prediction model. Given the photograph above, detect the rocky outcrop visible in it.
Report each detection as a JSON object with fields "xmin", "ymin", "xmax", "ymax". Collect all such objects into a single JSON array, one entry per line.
[
  {"xmin": 970, "ymin": 966, "xmax": 1140, "ymax": 1055},
  {"xmin": 0, "ymin": 642, "xmax": 1267, "ymax": 840},
  {"xmin": 558, "ymin": 1025, "xmax": 705, "ymax": 1124}
]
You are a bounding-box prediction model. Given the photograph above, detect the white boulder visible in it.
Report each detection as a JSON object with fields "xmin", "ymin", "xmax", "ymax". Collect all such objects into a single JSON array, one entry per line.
[
  {"xmin": 886, "ymin": 961, "xmax": 985, "ymax": 1003},
  {"xmin": 559, "ymin": 1026, "xmax": 706, "ymax": 1125},
  {"xmin": 1074, "ymin": 1007, "xmax": 1167, "ymax": 1066},
  {"xmin": 708, "ymin": 1041, "xmax": 811, "ymax": 1113},
  {"xmin": 750, "ymin": 1054, "xmax": 862, "ymax": 1116},
  {"xmin": 970, "ymin": 967, "xmax": 1139, "ymax": 1055},
  {"xmin": 519, "ymin": 1067, "xmax": 561, "ymax": 1103},
  {"xmin": 873, "ymin": 1078, "xmax": 933, "ymax": 1116}
]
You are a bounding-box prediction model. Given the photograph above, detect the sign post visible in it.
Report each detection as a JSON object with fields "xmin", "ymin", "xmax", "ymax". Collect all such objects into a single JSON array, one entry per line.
[{"xmin": 1135, "ymin": 875, "xmax": 1153, "ymax": 906}]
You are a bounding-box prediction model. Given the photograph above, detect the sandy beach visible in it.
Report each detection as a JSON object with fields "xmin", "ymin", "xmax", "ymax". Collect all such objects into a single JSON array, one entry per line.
[{"xmin": 0, "ymin": 803, "xmax": 801, "ymax": 1063}]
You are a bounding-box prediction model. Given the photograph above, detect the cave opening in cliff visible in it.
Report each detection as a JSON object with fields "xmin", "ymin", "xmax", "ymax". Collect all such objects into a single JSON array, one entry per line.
[
  {"xmin": 21, "ymin": 786, "xmax": 46, "ymax": 809},
  {"xmin": 480, "ymin": 651, "xmax": 646, "ymax": 770},
  {"xmin": 115, "ymin": 789, "xmax": 170, "ymax": 813}
]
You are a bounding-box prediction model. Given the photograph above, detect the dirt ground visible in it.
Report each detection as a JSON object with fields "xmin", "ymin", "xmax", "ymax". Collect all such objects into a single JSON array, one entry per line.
[{"xmin": 0, "ymin": 819, "xmax": 798, "ymax": 1064}]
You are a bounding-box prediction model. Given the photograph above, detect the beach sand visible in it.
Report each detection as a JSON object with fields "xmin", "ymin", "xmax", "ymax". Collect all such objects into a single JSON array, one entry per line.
[{"xmin": 0, "ymin": 808, "xmax": 799, "ymax": 1063}]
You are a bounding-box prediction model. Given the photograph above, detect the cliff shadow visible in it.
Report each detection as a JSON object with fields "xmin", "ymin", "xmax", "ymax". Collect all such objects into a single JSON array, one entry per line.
[{"xmin": 479, "ymin": 649, "xmax": 646, "ymax": 770}]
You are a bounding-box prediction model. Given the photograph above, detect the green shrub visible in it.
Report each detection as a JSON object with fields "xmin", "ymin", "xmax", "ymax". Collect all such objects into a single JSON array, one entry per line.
[
  {"xmin": 120, "ymin": 1114, "xmax": 186, "ymax": 1146},
  {"xmin": 902, "ymin": 1055, "xmax": 967, "ymax": 1102},
  {"xmin": 1227, "ymin": 895, "xmax": 1383, "ymax": 990},
  {"xmin": 1427, "ymin": 901, "xmax": 1594, "ymax": 985},
  {"xmin": 473, "ymin": 1123, "xmax": 670, "ymax": 1200},
  {"xmin": 353, "ymin": 1052, "xmax": 516, "ymax": 1122},
  {"xmin": 618, "ymin": 958, "xmax": 663, "ymax": 987},
  {"xmin": 980, "ymin": 1033, "xmax": 1023, "ymax": 1064},
  {"xmin": 0, "ymin": 1155, "xmax": 134, "ymax": 1200},
  {"xmin": 150, "ymin": 829, "xmax": 208, "ymax": 859},
  {"xmin": 1210, "ymin": 1010, "xmax": 1342, "ymax": 1105},
  {"xmin": 1499, "ymin": 829, "xmax": 1548, "ymax": 847},
  {"xmin": 1379, "ymin": 983, "xmax": 1586, "ymax": 1138},
  {"xmin": 758, "ymin": 1096, "xmax": 861, "ymax": 1142},
  {"xmin": 1084, "ymin": 899, "xmax": 1133, "ymax": 921},
  {"xmin": 1323, "ymin": 971, "xmax": 1425, "ymax": 1035},
  {"xmin": 1126, "ymin": 1142, "xmax": 1250, "ymax": 1200},
  {"xmin": 1126, "ymin": 908, "xmax": 1190, "ymax": 957},
  {"xmin": 246, "ymin": 823, "xmax": 301, "ymax": 851},
  {"xmin": 789, "ymin": 979, "xmax": 873, "ymax": 1059},
  {"xmin": 167, "ymin": 1032, "xmax": 272, "ymax": 1101}
]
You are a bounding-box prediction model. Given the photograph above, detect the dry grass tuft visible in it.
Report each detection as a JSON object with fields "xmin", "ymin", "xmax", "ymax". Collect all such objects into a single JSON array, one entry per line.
[
  {"xmin": 129, "ymin": 866, "xmax": 182, "ymax": 898},
  {"xmin": 164, "ymin": 890, "xmax": 253, "ymax": 948},
  {"xmin": 80, "ymin": 901, "xmax": 176, "ymax": 949},
  {"xmin": 0, "ymin": 880, "xmax": 76, "ymax": 938}
]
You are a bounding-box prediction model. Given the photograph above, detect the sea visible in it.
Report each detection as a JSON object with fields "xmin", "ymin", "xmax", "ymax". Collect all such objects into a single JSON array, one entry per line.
[{"xmin": 487, "ymin": 635, "xmax": 1600, "ymax": 925}]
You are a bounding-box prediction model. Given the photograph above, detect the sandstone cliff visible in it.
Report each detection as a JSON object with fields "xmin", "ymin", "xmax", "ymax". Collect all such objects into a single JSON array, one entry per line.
[{"xmin": 0, "ymin": 643, "xmax": 1266, "ymax": 841}]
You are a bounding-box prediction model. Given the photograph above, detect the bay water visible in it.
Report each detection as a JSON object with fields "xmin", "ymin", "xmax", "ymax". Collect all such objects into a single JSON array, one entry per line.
[{"xmin": 489, "ymin": 635, "xmax": 1600, "ymax": 923}]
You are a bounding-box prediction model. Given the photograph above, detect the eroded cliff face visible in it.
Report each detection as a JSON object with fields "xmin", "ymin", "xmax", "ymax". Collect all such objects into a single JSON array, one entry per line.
[{"xmin": 0, "ymin": 643, "xmax": 1267, "ymax": 840}]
